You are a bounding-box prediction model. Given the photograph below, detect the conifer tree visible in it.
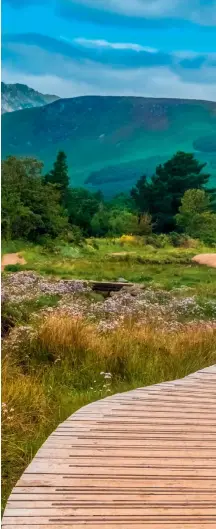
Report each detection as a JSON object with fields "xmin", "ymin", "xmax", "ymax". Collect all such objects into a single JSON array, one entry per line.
[
  {"xmin": 131, "ymin": 151, "xmax": 214, "ymax": 232},
  {"xmin": 45, "ymin": 151, "xmax": 69, "ymax": 204}
]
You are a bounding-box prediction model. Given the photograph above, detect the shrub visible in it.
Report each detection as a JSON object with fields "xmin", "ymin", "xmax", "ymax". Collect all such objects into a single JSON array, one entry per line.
[
  {"xmin": 4, "ymin": 264, "xmax": 24, "ymax": 273},
  {"xmin": 176, "ymin": 189, "xmax": 216, "ymax": 245}
]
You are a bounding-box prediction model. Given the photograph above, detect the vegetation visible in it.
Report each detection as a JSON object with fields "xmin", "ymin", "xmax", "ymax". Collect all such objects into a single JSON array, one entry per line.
[
  {"xmin": 1, "ymin": 236, "xmax": 215, "ymax": 292},
  {"xmin": 176, "ymin": 189, "xmax": 216, "ymax": 244},
  {"xmin": 2, "ymin": 95, "xmax": 216, "ymax": 197},
  {"xmin": 45, "ymin": 150, "xmax": 69, "ymax": 205},
  {"xmin": 1, "ymin": 156, "xmax": 68, "ymax": 241},
  {"xmin": 2, "ymin": 303, "xmax": 216, "ymax": 509},
  {"xmin": 2, "ymin": 239, "xmax": 216, "ymax": 510},
  {"xmin": 2, "ymin": 147, "xmax": 216, "ymax": 514},
  {"xmin": 131, "ymin": 151, "xmax": 215, "ymax": 232},
  {"xmin": 67, "ymin": 188, "xmax": 102, "ymax": 235},
  {"xmin": 2, "ymin": 150, "xmax": 216, "ymax": 245}
]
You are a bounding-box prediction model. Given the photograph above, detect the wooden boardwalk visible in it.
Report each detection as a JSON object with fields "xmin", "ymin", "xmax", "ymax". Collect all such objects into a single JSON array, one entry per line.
[{"xmin": 3, "ymin": 365, "xmax": 216, "ymax": 528}]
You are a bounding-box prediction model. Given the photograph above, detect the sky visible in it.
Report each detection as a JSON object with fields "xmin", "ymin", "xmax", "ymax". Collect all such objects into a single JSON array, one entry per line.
[{"xmin": 2, "ymin": 0, "xmax": 216, "ymax": 100}]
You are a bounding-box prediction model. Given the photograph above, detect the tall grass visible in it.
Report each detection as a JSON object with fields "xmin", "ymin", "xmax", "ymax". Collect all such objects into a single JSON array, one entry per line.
[{"xmin": 2, "ymin": 314, "xmax": 216, "ymax": 511}]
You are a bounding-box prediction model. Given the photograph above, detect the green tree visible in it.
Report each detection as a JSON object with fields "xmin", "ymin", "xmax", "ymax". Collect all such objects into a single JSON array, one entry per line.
[
  {"xmin": 131, "ymin": 151, "xmax": 212, "ymax": 232},
  {"xmin": 109, "ymin": 193, "xmax": 135, "ymax": 212},
  {"xmin": 67, "ymin": 188, "xmax": 103, "ymax": 235},
  {"xmin": 136, "ymin": 213, "xmax": 153, "ymax": 235},
  {"xmin": 90, "ymin": 206, "xmax": 110, "ymax": 237},
  {"xmin": 176, "ymin": 188, "xmax": 216, "ymax": 244},
  {"xmin": 2, "ymin": 156, "xmax": 68, "ymax": 241},
  {"xmin": 108, "ymin": 210, "xmax": 138, "ymax": 236},
  {"xmin": 45, "ymin": 151, "xmax": 69, "ymax": 204}
]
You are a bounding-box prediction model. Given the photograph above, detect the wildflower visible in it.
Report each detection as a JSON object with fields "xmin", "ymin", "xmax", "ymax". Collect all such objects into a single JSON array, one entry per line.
[{"xmin": 54, "ymin": 357, "xmax": 61, "ymax": 364}]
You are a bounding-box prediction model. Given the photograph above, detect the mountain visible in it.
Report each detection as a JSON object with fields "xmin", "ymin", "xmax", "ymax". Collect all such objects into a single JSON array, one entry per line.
[
  {"xmin": 1, "ymin": 82, "xmax": 59, "ymax": 114},
  {"xmin": 2, "ymin": 95, "xmax": 216, "ymax": 196}
]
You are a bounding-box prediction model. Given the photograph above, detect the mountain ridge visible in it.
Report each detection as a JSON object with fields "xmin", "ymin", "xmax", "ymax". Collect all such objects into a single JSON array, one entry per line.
[
  {"xmin": 2, "ymin": 94, "xmax": 216, "ymax": 196},
  {"xmin": 1, "ymin": 82, "xmax": 59, "ymax": 114}
]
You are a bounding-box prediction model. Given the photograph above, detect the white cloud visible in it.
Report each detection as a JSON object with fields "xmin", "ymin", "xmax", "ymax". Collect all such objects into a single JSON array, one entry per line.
[
  {"xmin": 73, "ymin": 37, "xmax": 157, "ymax": 53},
  {"xmin": 1, "ymin": 69, "xmax": 93, "ymax": 97},
  {"xmin": 3, "ymin": 62, "xmax": 216, "ymax": 101},
  {"xmin": 2, "ymin": 34, "xmax": 216, "ymax": 101},
  {"xmin": 68, "ymin": 0, "xmax": 216, "ymax": 25},
  {"xmin": 69, "ymin": 0, "xmax": 181, "ymax": 17}
]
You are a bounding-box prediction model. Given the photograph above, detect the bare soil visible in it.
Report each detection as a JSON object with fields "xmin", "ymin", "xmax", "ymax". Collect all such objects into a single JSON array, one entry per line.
[
  {"xmin": 192, "ymin": 253, "xmax": 216, "ymax": 268},
  {"xmin": 1, "ymin": 253, "xmax": 26, "ymax": 271}
]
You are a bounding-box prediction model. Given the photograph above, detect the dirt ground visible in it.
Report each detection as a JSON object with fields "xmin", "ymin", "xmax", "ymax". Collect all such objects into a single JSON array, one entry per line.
[
  {"xmin": 1, "ymin": 253, "xmax": 26, "ymax": 271},
  {"xmin": 192, "ymin": 253, "xmax": 216, "ymax": 268}
]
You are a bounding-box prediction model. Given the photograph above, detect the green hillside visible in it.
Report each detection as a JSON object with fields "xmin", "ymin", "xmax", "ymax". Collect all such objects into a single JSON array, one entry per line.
[{"xmin": 2, "ymin": 95, "xmax": 216, "ymax": 196}]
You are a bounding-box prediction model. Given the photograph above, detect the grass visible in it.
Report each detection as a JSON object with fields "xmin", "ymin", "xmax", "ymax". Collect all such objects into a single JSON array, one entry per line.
[
  {"xmin": 2, "ymin": 294, "xmax": 60, "ymax": 332},
  {"xmin": 2, "ymin": 313, "xmax": 216, "ymax": 510},
  {"xmin": 2, "ymin": 236, "xmax": 216, "ymax": 512},
  {"xmin": 1, "ymin": 239, "xmax": 30, "ymax": 256},
  {"xmin": 2, "ymin": 236, "xmax": 216, "ymax": 293}
]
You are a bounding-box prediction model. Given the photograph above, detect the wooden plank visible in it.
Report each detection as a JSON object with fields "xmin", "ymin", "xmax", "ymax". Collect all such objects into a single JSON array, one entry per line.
[
  {"xmin": 2, "ymin": 517, "xmax": 215, "ymax": 529},
  {"xmin": 5, "ymin": 507, "xmax": 216, "ymax": 515},
  {"xmin": 9, "ymin": 492, "xmax": 216, "ymax": 502},
  {"xmin": 44, "ymin": 438, "xmax": 216, "ymax": 447},
  {"xmin": 37, "ymin": 448, "xmax": 216, "ymax": 458},
  {"xmin": 26, "ymin": 457, "xmax": 216, "ymax": 467},
  {"xmin": 3, "ymin": 365, "xmax": 216, "ymax": 528},
  {"xmin": 17, "ymin": 475, "xmax": 216, "ymax": 487}
]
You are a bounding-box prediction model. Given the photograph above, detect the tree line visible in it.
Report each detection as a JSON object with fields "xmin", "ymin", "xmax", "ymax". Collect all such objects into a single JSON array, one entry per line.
[{"xmin": 2, "ymin": 150, "xmax": 216, "ymax": 244}]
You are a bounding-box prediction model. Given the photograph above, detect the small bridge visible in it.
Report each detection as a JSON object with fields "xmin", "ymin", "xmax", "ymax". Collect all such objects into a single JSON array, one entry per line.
[
  {"xmin": 90, "ymin": 280, "xmax": 133, "ymax": 294},
  {"xmin": 3, "ymin": 365, "xmax": 216, "ymax": 528}
]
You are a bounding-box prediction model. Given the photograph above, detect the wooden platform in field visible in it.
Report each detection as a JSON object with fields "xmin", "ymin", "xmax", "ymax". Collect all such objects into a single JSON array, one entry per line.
[
  {"xmin": 90, "ymin": 280, "xmax": 132, "ymax": 293},
  {"xmin": 2, "ymin": 365, "xmax": 216, "ymax": 528}
]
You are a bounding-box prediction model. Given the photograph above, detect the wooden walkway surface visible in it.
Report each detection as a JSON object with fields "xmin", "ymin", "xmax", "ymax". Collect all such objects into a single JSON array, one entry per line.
[{"xmin": 3, "ymin": 365, "xmax": 216, "ymax": 528}]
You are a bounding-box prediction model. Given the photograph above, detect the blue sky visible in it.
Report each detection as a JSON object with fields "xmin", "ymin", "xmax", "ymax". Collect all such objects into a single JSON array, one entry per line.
[{"xmin": 2, "ymin": 0, "xmax": 216, "ymax": 100}]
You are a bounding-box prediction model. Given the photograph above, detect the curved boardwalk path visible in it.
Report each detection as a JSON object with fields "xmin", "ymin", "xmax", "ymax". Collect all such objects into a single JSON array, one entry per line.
[{"xmin": 3, "ymin": 365, "xmax": 216, "ymax": 528}]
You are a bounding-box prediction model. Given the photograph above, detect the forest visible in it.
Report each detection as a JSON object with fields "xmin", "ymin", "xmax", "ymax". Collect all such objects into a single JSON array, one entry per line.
[{"xmin": 2, "ymin": 150, "xmax": 216, "ymax": 245}]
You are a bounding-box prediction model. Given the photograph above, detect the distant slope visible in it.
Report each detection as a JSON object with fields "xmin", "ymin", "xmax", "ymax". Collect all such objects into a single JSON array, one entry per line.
[
  {"xmin": 2, "ymin": 95, "xmax": 216, "ymax": 196},
  {"xmin": 1, "ymin": 82, "xmax": 59, "ymax": 114}
]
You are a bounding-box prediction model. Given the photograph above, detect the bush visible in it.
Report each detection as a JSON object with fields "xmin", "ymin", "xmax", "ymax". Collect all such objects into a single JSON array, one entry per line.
[
  {"xmin": 1, "ymin": 306, "xmax": 16, "ymax": 338},
  {"xmin": 68, "ymin": 226, "xmax": 84, "ymax": 245},
  {"xmin": 145, "ymin": 234, "xmax": 169, "ymax": 248},
  {"xmin": 4, "ymin": 264, "xmax": 24, "ymax": 273},
  {"xmin": 176, "ymin": 189, "xmax": 216, "ymax": 245}
]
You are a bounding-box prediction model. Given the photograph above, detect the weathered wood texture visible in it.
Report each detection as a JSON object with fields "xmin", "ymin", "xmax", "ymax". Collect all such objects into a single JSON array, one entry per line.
[{"xmin": 3, "ymin": 365, "xmax": 216, "ymax": 528}]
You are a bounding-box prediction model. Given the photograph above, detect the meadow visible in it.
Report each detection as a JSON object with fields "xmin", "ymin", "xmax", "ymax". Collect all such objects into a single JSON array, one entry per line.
[
  {"xmin": 2, "ymin": 235, "xmax": 216, "ymax": 511},
  {"xmin": 2, "ymin": 235, "xmax": 216, "ymax": 290}
]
